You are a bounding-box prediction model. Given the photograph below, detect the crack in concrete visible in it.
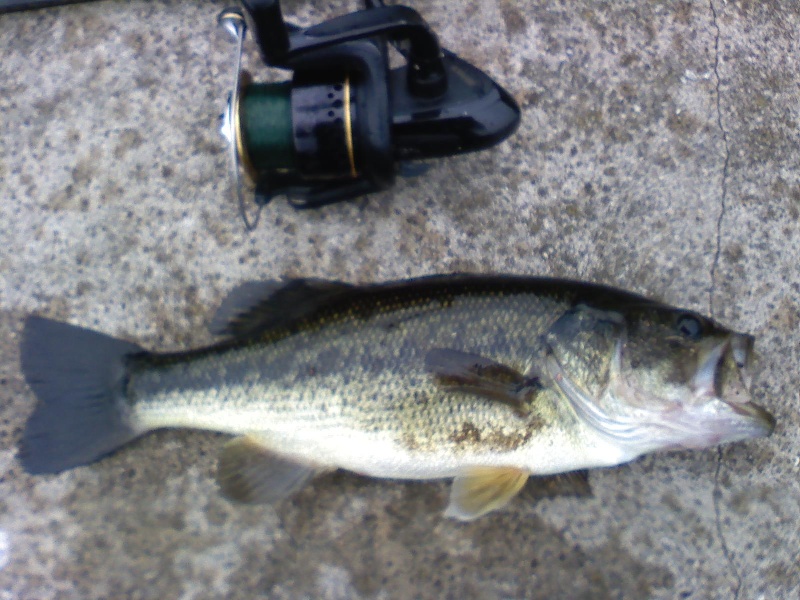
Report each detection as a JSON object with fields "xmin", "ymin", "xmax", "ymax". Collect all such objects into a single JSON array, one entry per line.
[
  {"xmin": 708, "ymin": 0, "xmax": 729, "ymax": 318},
  {"xmin": 708, "ymin": 3, "xmax": 741, "ymax": 600},
  {"xmin": 714, "ymin": 446, "xmax": 742, "ymax": 600}
]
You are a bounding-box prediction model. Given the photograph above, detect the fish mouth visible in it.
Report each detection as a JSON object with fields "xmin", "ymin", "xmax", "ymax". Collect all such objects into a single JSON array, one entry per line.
[
  {"xmin": 692, "ymin": 333, "xmax": 775, "ymax": 439},
  {"xmin": 691, "ymin": 334, "xmax": 750, "ymax": 401}
]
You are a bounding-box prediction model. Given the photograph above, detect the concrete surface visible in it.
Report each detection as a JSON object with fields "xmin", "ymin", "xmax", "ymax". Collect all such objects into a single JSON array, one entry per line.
[{"xmin": 1, "ymin": 0, "xmax": 799, "ymax": 598}]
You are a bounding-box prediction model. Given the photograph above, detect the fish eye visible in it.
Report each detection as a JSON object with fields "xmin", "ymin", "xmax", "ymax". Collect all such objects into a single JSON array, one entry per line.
[{"xmin": 676, "ymin": 314, "xmax": 703, "ymax": 340}]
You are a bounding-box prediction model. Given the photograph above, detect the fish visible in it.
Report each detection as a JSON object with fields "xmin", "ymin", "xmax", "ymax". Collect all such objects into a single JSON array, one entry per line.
[{"xmin": 18, "ymin": 275, "xmax": 775, "ymax": 520}]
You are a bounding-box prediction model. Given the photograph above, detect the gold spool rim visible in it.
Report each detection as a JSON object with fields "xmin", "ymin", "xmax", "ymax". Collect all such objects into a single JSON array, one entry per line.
[
  {"xmin": 234, "ymin": 71, "xmax": 258, "ymax": 182},
  {"xmin": 343, "ymin": 75, "xmax": 357, "ymax": 178}
]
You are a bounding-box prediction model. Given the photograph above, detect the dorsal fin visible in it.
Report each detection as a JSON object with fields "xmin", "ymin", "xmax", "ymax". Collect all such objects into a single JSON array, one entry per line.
[{"xmin": 210, "ymin": 279, "xmax": 353, "ymax": 337}]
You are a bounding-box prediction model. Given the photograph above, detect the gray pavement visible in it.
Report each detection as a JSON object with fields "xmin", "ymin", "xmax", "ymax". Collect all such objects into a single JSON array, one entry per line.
[{"xmin": 1, "ymin": 0, "xmax": 799, "ymax": 598}]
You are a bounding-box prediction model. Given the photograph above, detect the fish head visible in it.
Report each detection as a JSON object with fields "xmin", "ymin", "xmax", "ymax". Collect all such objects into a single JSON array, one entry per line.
[{"xmin": 545, "ymin": 303, "xmax": 775, "ymax": 456}]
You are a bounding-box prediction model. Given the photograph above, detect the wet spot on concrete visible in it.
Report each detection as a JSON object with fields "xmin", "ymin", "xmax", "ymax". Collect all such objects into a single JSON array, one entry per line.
[
  {"xmin": 113, "ymin": 129, "xmax": 145, "ymax": 160},
  {"xmin": 500, "ymin": 1, "xmax": 528, "ymax": 36}
]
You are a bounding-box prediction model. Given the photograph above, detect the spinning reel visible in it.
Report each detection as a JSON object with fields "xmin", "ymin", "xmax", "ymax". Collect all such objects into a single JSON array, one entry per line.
[{"xmin": 219, "ymin": 0, "xmax": 520, "ymax": 227}]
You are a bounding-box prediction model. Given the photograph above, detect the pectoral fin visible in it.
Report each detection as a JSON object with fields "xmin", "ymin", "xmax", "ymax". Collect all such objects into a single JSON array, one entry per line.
[
  {"xmin": 445, "ymin": 467, "xmax": 529, "ymax": 521},
  {"xmin": 216, "ymin": 436, "xmax": 322, "ymax": 504},
  {"xmin": 426, "ymin": 348, "xmax": 541, "ymax": 416}
]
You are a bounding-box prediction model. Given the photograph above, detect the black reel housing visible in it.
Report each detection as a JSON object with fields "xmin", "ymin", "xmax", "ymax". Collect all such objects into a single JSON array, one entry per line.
[{"xmin": 226, "ymin": 0, "xmax": 521, "ymax": 210}]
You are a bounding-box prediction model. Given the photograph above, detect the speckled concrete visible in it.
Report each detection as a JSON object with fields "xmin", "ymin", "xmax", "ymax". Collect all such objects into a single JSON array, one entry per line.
[{"xmin": 1, "ymin": 0, "xmax": 799, "ymax": 598}]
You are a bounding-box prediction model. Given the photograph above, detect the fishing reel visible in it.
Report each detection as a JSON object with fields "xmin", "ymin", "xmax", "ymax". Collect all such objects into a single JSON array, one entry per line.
[{"xmin": 218, "ymin": 0, "xmax": 521, "ymax": 227}]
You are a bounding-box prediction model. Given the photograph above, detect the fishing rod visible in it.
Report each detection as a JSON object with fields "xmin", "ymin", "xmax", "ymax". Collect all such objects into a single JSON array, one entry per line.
[{"xmin": 0, "ymin": 0, "xmax": 94, "ymax": 11}]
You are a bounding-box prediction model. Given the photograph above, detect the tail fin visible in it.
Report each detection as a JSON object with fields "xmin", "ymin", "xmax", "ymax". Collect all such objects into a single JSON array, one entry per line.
[{"xmin": 20, "ymin": 316, "xmax": 145, "ymax": 474}]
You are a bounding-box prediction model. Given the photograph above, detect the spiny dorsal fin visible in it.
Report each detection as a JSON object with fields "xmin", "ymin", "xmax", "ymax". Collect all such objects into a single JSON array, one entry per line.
[
  {"xmin": 425, "ymin": 348, "xmax": 541, "ymax": 416},
  {"xmin": 210, "ymin": 279, "xmax": 353, "ymax": 338},
  {"xmin": 445, "ymin": 466, "xmax": 529, "ymax": 520},
  {"xmin": 216, "ymin": 436, "xmax": 323, "ymax": 504}
]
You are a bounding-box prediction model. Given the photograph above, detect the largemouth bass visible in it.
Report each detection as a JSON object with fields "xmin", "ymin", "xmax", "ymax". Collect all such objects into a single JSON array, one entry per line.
[{"xmin": 19, "ymin": 275, "xmax": 775, "ymax": 520}]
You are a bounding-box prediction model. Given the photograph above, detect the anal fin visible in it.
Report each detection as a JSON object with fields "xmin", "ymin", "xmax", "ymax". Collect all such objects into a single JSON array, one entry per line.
[
  {"xmin": 445, "ymin": 466, "xmax": 529, "ymax": 521},
  {"xmin": 216, "ymin": 436, "xmax": 323, "ymax": 504}
]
